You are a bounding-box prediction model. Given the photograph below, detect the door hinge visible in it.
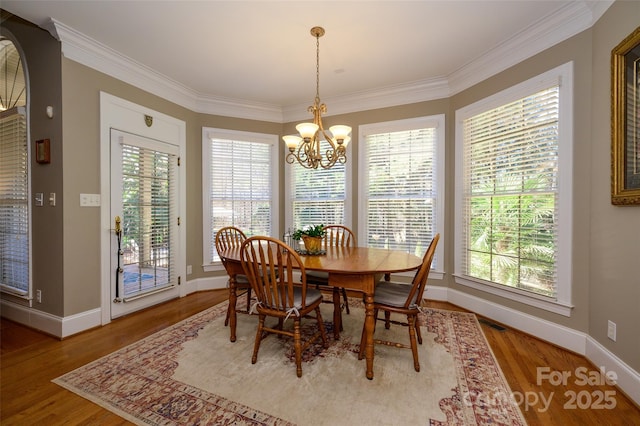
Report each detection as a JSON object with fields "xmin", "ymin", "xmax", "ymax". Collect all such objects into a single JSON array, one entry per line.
[
  {"xmin": 177, "ymin": 217, "xmax": 181, "ymax": 226},
  {"xmin": 178, "ymin": 276, "xmax": 181, "ymax": 285},
  {"xmin": 177, "ymin": 157, "xmax": 181, "ymax": 166}
]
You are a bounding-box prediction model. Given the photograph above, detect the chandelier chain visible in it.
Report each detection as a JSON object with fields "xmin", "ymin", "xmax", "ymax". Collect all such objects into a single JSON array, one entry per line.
[{"xmin": 315, "ymin": 33, "xmax": 320, "ymax": 103}]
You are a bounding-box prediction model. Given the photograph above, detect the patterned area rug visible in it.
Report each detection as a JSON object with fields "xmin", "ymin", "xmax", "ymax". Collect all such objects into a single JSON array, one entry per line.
[{"xmin": 53, "ymin": 299, "xmax": 526, "ymax": 425}]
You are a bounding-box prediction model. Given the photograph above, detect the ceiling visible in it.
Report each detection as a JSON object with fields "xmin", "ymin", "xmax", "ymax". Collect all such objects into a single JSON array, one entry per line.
[{"xmin": 1, "ymin": 1, "xmax": 611, "ymax": 121}]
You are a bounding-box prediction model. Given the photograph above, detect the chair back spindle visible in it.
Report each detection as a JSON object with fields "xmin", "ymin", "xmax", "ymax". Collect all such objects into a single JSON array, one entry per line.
[
  {"xmin": 323, "ymin": 225, "xmax": 356, "ymax": 249},
  {"xmin": 215, "ymin": 226, "xmax": 247, "ymax": 270}
]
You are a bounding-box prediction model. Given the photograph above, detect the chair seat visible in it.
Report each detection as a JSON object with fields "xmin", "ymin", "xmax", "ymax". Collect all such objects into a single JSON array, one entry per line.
[
  {"xmin": 374, "ymin": 281, "xmax": 414, "ymax": 308},
  {"xmin": 263, "ymin": 287, "xmax": 324, "ymax": 312},
  {"xmin": 233, "ymin": 273, "xmax": 252, "ymax": 289}
]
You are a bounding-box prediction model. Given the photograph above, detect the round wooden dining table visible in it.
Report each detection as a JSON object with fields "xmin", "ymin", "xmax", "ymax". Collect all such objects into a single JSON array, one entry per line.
[{"xmin": 219, "ymin": 245, "xmax": 423, "ymax": 380}]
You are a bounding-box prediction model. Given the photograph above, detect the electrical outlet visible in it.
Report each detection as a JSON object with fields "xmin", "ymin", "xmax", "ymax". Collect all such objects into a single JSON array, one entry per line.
[
  {"xmin": 187, "ymin": 265, "xmax": 193, "ymax": 275},
  {"xmin": 36, "ymin": 289, "xmax": 42, "ymax": 303},
  {"xmin": 607, "ymin": 320, "xmax": 616, "ymax": 341}
]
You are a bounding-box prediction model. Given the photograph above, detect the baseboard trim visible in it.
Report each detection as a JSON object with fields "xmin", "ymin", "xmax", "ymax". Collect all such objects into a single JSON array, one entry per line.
[
  {"xmin": 586, "ymin": 335, "xmax": 640, "ymax": 405},
  {"xmin": 183, "ymin": 275, "xmax": 228, "ymax": 295},
  {"xmin": 0, "ymin": 299, "xmax": 101, "ymax": 339},
  {"xmin": 61, "ymin": 308, "xmax": 102, "ymax": 338},
  {"xmin": 446, "ymin": 287, "xmax": 586, "ymax": 354},
  {"xmin": 425, "ymin": 285, "xmax": 640, "ymax": 406},
  {"xmin": 1, "ymin": 276, "xmax": 227, "ymax": 339}
]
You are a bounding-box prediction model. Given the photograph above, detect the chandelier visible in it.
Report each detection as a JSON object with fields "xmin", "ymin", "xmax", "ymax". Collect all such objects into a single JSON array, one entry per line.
[{"xmin": 283, "ymin": 26, "xmax": 352, "ymax": 170}]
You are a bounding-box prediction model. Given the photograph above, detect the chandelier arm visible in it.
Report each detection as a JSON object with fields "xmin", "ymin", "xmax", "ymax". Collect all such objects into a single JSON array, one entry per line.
[
  {"xmin": 287, "ymin": 146, "xmax": 315, "ymax": 169},
  {"xmin": 301, "ymin": 140, "xmax": 314, "ymax": 164}
]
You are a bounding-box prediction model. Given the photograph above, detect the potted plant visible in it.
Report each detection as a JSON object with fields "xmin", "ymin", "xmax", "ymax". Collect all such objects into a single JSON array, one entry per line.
[{"xmin": 292, "ymin": 224, "xmax": 326, "ymax": 253}]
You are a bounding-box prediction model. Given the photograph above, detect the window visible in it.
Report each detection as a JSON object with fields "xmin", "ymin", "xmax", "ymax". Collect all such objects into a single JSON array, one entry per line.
[
  {"xmin": 120, "ymin": 142, "xmax": 176, "ymax": 298},
  {"xmin": 202, "ymin": 128, "xmax": 279, "ymax": 271},
  {"xmin": 0, "ymin": 38, "xmax": 29, "ymax": 299},
  {"xmin": 455, "ymin": 62, "xmax": 573, "ymax": 315},
  {"xmin": 359, "ymin": 116, "xmax": 445, "ymax": 271},
  {"xmin": 285, "ymin": 139, "xmax": 351, "ymax": 233}
]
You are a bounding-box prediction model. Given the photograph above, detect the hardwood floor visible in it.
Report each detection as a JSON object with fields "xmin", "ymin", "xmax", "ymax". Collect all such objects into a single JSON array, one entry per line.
[{"xmin": 1, "ymin": 290, "xmax": 638, "ymax": 425}]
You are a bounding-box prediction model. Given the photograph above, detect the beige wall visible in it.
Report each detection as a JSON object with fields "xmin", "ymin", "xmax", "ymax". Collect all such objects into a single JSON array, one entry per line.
[
  {"xmin": 61, "ymin": 60, "xmax": 288, "ymax": 306},
  {"xmin": 3, "ymin": 0, "xmax": 638, "ymax": 374},
  {"xmin": 60, "ymin": 59, "xmax": 199, "ymax": 315},
  {"xmin": 1, "ymin": 14, "xmax": 65, "ymax": 316},
  {"xmin": 589, "ymin": 1, "xmax": 640, "ymax": 373}
]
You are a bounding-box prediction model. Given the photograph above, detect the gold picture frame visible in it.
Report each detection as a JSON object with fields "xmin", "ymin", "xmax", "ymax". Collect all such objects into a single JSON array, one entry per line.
[{"xmin": 611, "ymin": 26, "xmax": 640, "ymax": 205}]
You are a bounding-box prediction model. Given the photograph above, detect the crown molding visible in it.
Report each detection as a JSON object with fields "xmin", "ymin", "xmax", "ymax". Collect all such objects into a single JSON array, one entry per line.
[
  {"xmin": 195, "ymin": 94, "xmax": 283, "ymax": 123},
  {"xmin": 49, "ymin": 19, "xmax": 198, "ymax": 110},
  {"xmin": 49, "ymin": 19, "xmax": 284, "ymax": 122},
  {"xmin": 47, "ymin": 0, "xmax": 612, "ymax": 123},
  {"xmin": 282, "ymin": 76, "xmax": 450, "ymax": 122},
  {"xmin": 448, "ymin": 1, "xmax": 611, "ymax": 94}
]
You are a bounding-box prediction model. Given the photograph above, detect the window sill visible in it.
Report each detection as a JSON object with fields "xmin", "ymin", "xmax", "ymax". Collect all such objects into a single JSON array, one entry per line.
[{"xmin": 453, "ymin": 274, "xmax": 573, "ymax": 317}]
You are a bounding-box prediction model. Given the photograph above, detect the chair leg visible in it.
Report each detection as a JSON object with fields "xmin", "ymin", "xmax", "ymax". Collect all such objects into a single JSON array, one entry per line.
[
  {"xmin": 408, "ymin": 315, "xmax": 420, "ymax": 372},
  {"xmin": 245, "ymin": 288, "xmax": 252, "ymax": 312},
  {"xmin": 252, "ymin": 314, "xmax": 265, "ymax": 364},
  {"xmin": 294, "ymin": 318, "xmax": 302, "ymax": 377},
  {"xmin": 358, "ymin": 317, "xmax": 366, "ymax": 359},
  {"xmin": 332, "ymin": 287, "xmax": 343, "ymax": 337},
  {"xmin": 384, "ymin": 310, "xmax": 391, "ymax": 329},
  {"xmin": 415, "ymin": 317, "xmax": 423, "ymax": 345},
  {"xmin": 277, "ymin": 318, "xmax": 284, "ymax": 338},
  {"xmin": 341, "ymin": 288, "xmax": 350, "ymax": 314},
  {"xmin": 315, "ymin": 306, "xmax": 329, "ymax": 348},
  {"xmin": 224, "ymin": 300, "xmax": 232, "ymax": 326}
]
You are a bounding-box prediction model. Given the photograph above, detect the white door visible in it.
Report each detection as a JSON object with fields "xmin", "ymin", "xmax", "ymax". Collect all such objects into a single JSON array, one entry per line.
[{"xmin": 109, "ymin": 129, "xmax": 180, "ymax": 318}]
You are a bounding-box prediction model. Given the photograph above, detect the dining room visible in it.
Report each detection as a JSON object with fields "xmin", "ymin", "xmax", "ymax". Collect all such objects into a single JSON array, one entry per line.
[{"xmin": 1, "ymin": 1, "xmax": 639, "ymax": 423}]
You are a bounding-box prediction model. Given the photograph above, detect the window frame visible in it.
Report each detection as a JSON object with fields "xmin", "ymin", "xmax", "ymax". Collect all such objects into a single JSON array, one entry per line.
[
  {"xmin": 0, "ymin": 36, "xmax": 31, "ymax": 305},
  {"xmin": 454, "ymin": 62, "xmax": 574, "ymax": 316},
  {"xmin": 358, "ymin": 115, "xmax": 445, "ymax": 276},
  {"xmin": 283, "ymin": 140, "xmax": 353, "ymax": 234},
  {"xmin": 201, "ymin": 127, "xmax": 279, "ymax": 272}
]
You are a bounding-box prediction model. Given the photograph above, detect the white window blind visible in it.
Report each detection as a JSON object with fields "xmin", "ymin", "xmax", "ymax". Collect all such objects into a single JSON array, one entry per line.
[
  {"xmin": 206, "ymin": 134, "xmax": 274, "ymax": 264},
  {"xmin": 460, "ymin": 86, "xmax": 560, "ymax": 298},
  {"xmin": 289, "ymin": 139, "xmax": 346, "ymax": 231},
  {"xmin": 361, "ymin": 117, "xmax": 441, "ymax": 260},
  {"xmin": 0, "ymin": 107, "xmax": 29, "ymax": 295},
  {"xmin": 121, "ymin": 144, "xmax": 176, "ymax": 297}
]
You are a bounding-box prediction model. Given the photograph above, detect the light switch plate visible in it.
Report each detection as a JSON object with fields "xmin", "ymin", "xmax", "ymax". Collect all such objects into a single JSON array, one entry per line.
[{"xmin": 80, "ymin": 193, "xmax": 101, "ymax": 207}]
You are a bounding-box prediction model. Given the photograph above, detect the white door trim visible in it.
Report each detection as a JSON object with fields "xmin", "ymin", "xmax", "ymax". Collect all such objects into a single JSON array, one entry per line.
[{"xmin": 100, "ymin": 92, "xmax": 186, "ymax": 324}]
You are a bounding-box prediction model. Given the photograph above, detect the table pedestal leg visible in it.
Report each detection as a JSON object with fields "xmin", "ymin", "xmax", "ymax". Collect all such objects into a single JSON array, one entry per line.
[
  {"xmin": 228, "ymin": 276, "xmax": 238, "ymax": 342},
  {"xmin": 364, "ymin": 292, "xmax": 375, "ymax": 380},
  {"xmin": 332, "ymin": 287, "xmax": 342, "ymax": 340}
]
